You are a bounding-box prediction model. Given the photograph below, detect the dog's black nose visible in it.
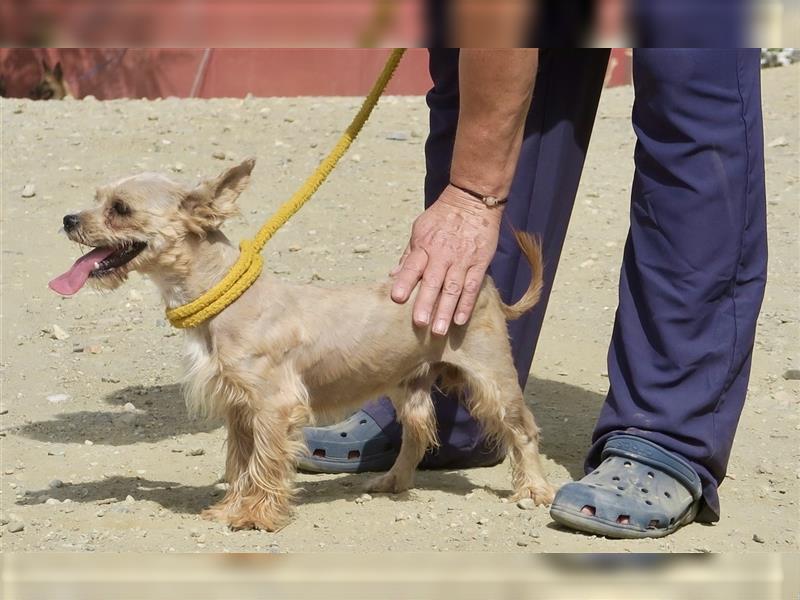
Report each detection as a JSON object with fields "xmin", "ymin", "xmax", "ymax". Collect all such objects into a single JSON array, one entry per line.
[{"xmin": 63, "ymin": 214, "xmax": 80, "ymax": 232}]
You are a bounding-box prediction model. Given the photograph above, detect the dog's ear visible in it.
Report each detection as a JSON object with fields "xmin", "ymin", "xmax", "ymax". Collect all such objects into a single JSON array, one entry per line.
[
  {"xmin": 53, "ymin": 62, "xmax": 64, "ymax": 82},
  {"xmin": 181, "ymin": 158, "xmax": 255, "ymax": 233}
]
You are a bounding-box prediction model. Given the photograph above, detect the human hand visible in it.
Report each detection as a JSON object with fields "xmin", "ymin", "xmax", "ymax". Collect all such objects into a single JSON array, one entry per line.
[{"xmin": 390, "ymin": 184, "xmax": 503, "ymax": 335}]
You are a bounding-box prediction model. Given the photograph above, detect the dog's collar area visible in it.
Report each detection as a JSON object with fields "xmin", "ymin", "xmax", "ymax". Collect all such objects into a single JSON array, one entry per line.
[{"xmin": 165, "ymin": 239, "xmax": 263, "ymax": 328}]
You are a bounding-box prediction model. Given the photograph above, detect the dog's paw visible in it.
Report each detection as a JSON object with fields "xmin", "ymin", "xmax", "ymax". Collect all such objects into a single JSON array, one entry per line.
[
  {"xmin": 227, "ymin": 510, "xmax": 288, "ymax": 532},
  {"xmin": 365, "ymin": 472, "xmax": 412, "ymax": 494},
  {"xmin": 201, "ymin": 501, "xmax": 233, "ymax": 523},
  {"xmin": 511, "ymin": 482, "xmax": 556, "ymax": 506}
]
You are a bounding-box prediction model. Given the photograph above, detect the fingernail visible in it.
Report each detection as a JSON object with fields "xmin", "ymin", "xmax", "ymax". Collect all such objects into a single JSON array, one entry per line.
[
  {"xmin": 393, "ymin": 286, "xmax": 406, "ymax": 299},
  {"xmin": 454, "ymin": 312, "xmax": 467, "ymax": 325},
  {"xmin": 416, "ymin": 311, "xmax": 430, "ymax": 325},
  {"xmin": 433, "ymin": 319, "xmax": 448, "ymax": 335}
]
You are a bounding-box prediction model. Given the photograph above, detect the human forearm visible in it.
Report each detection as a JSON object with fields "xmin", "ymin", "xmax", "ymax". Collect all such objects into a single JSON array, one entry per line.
[{"xmin": 450, "ymin": 49, "xmax": 538, "ymax": 201}]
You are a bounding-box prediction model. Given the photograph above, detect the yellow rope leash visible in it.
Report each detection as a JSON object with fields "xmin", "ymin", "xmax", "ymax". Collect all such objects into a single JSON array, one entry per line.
[{"xmin": 167, "ymin": 48, "xmax": 406, "ymax": 328}]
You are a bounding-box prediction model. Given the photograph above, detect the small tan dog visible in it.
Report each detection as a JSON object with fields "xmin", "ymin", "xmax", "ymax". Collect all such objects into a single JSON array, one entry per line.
[{"xmin": 49, "ymin": 158, "xmax": 555, "ymax": 531}]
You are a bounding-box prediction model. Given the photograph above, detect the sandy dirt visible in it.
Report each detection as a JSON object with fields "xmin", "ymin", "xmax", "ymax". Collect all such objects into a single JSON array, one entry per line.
[{"xmin": 1, "ymin": 64, "xmax": 798, "ymax": 554}]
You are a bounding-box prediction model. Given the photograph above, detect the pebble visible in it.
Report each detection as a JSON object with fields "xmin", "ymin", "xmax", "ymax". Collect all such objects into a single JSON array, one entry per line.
[
  {"xmin": 48, "ymin": 479, "xmax": 64, "ymax": 489},
  {"xmin": 125, "ymin": 495, "xmax": 135, "ymax": 503},
  {"xmin": 782, "ymin": 369, "xmax": 800, "ymax": 380},
  {"xmin": 8, "ymin": 521, "xmax": 25, "ymax": 533},
  {"xmin": 50, "ymin": 324, "xmax": 70, "ymax": 340},
  {"xmin": 45, "ymin": 498, "xmax": 61, "ymax": 505},
  {"xmin": 212, "ymin": 150, "xmax": 227, "ymax": 160},
  {"xmin": 516, "ymin": 539, "xmax": 529, "ymax": 547},
  {"xmin": 123, "ymin": 402, "xmax": 138, "ymax": 413},
  {"xmin": 87, "ymin": 345, "xmax": 103, "ymax": 354},
  {"xmin": 385, "ymin": 131, "xmax": 409, "ymax": 141},
  {"xmin": 84, "ymin": 440, "xmax": 94, "ymax": 446},
  {"xmin": 395, "ymin": 512, "xmax": 410, "ymax": 522},
  {"xmin": 355, "ymin": 493, "xmax": 372, "ymax": 504},
  {"xmin": 516, "ymin": 498, "xmax": 536, "ymax": 510},
  {"xmin": 752, "ymin": 533, "xmax": 765, "ymax": 544},
  {"xmin": 0, "ymin": 408, "xmax": 7, "ymax": 415},
  {"xmin": 767, "ymin": 137, "xmax": 788, "ymax": 148},
  {"xmin": 21, "ymin": 184, "xmax": 36, "ymax": 198},
  {"xmin": 186, "ymin": 448, "xmax": 205, "ymax": 456},
  {"xmin": 353, "ymin": 243, "xmax": 370, "ymax": 254},
  {"xmin": 47, "ymin": 393, "xmax": 71, "ymax": 404}
]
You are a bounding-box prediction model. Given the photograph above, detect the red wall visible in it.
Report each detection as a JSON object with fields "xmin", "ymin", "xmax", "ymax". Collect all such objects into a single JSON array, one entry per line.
[{"xmin": 0, "ymin": 48, "xmax": 631, "ymax": 99}]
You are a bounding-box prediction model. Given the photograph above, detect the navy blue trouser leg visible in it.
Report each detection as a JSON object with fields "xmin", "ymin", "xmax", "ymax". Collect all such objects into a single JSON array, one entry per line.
[
  {"xmin": 585, "ymin": 49, "xmax": 767, "ymax": 522},
  {"xmin": 363, "ymin": 49, "xmax": 610, "ymax": 468}
]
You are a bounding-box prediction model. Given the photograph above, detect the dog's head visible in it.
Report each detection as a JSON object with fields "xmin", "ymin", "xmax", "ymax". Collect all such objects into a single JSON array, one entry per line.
[
  {"xmin": 49, "ymin": 158, "xmax": 255, "ymax": 295},
  {"xmin": 31, "ymin": 60, "xmax": 71, "ymax": 100}
]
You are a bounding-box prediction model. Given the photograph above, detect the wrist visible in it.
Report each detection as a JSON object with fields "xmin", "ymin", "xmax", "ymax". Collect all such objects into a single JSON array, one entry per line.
[{"xmin": 439, "ymin": 184, "xmax": 505, "ymax": 221}]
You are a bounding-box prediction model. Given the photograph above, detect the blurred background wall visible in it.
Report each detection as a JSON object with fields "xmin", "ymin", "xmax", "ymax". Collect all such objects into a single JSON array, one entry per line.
[{"xmin": 0, "ymin": 48, "xmax": 632, "ymax": 99}]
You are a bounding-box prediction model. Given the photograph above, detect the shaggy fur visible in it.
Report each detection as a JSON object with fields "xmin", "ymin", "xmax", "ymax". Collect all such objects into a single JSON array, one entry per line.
[{"xmin": 60, "ymin": 158, "xmax": 555, "ymax": 531}]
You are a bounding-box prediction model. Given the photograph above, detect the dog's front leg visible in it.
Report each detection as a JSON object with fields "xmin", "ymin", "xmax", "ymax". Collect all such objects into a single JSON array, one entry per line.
[
  {"xmin": 223, "ymin": 380, "xmax": 310, "ymax": 532},
  {"xmin": 201, "ymin": 403, "xmax": 254, "ymax": 524}
]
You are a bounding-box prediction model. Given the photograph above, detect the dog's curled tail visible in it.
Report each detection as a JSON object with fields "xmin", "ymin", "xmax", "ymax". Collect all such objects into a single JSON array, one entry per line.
[{"xmin": 500, "ymin": 231, "xmax": 544, "ymax": 321}]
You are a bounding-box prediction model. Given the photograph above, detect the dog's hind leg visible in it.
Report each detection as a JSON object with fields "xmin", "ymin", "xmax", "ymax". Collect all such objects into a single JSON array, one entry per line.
[
  {"xmin": 366, "ymin": 374, "xmax": 438, "ymax": 494},
  {"xmin": 460, "ymin": 362, "xmax": 555, "ymax": 506}
]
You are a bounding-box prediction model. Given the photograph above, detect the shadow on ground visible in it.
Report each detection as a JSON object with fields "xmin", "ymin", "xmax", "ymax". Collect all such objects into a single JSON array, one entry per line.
[
  {"xmin": 17, "ymin": 383, "xmax": 221, "ymax": 446},
  {"xmin": 17, "ymin": 470, "xmax": 480, "ymax": 516},
  {"xmin": 523, "ymin": 377, "xmax": 606, "ymax": 480}
]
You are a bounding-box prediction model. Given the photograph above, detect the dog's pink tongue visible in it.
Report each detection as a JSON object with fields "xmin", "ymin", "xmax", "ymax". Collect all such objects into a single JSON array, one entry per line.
[{"xmin": 48, "ymin": 247, "xmax": 115, "ymax": 296}]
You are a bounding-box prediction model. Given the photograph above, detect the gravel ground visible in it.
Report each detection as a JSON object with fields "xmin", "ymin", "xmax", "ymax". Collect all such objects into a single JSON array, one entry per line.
[{"xmin": 1, "ymin": 64, "xmax": 798, "ymax": 553}]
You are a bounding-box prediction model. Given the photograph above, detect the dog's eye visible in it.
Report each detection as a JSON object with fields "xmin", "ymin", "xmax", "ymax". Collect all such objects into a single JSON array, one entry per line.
[{"xmin": 112, "ymin": 200, "xmax": 130, "ymax": 216}]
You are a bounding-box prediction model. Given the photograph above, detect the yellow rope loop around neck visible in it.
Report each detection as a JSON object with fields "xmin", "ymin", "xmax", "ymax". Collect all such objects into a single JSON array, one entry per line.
[{"xmin": 166, "ymin": 48, "xmax": 405, "ymax": 329}]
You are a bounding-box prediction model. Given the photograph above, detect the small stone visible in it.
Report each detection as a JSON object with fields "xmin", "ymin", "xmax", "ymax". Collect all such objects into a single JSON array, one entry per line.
[
  {"xmin": 694, "ymin": 546, "xmax": 712, "ymax": 553},
  {"xmin": 385, "ymin": 131, "xmax": 409, "ymax": 141},
  {"xmin": 395, "ymin": 512, "xmax": 409, "ymax": 522},
  {"xmin": 516, "ymin": 498, "xmax": 536, "ymax": 510},
  {"xmin": 101, "ymin": 377, "xmax": 120, "ymax": 383},
  {"xmin": 47, "ymin": 449, "xmax": 65, "ymax": 457},
  {"xmin": 516, "ymin": 539, "xmax": 529, "ymax": 547},
  {"xmin": 212, "ymin": 150, "xmax": 226, "ymax": 160},
  {"xmin": 84, "ymin": 440, "xmax": 94, "ymax": 446},
  {"xmin": 50, "ymin": 324, "xmax": 70, "ymax": 340},
  {"xmin": 477, "ymin": 517, "xmax": 489, "ymax": 525},
  {"xmin": 579, "ymin": 259, "xmax": 595, "ymax": 269},
  {"xmin": 288, "ymin": 245, "xmax": 302, "ymax": 253},
  {"xmin": 47, "ymin": 394, "xmax": 71, "ymax": 404},
  {"xmin": 0, "ymin": 408, "xmax": 7, "ymax": 415},
  {"xmin": 48, "ymin": 479, "xmax": 63, "ymax": 489},
  {"xmin": 767, "ymin": 137, "xmax": 788, "ymax": 148},
  {"xmin": 95, "ymin": 511, "xmax": 105, "ymax": 518},
  {"xmin": 125, "ymin": 495, "xmax": 135, "ymax": 503},
  {"xmin": 782, "ymin": 369, "xmax": 800, "ymax": 380},
  {"xmin": 87, "ymin": 345, "xmax": 102, "ymax": 354},
  {"xmin": 123, "ymin": 402, "xmax": 138, "ymax": 413},
  {"xmin": 752, "ymin": 533, "xmax": 765, "ymax": 544},
  {"xmin": 21, "ymin": 184, "xmax": 36, "ymax": 198},
  {"xmin": 45, "ymin": 498, "xmax": 61, "ymax": 505},
  {"xmin": 7, "ymin": 521, "xmax": 25, "ymax": 533},
  {"xmin": 355, "ymin": 493, "xmax": 372, "ymax": 504},
  {"xmin": 353, "ymin": 243, "xmax": 370, "ymax": 254},
  {"xmin": 186, "ymin": 448, "xmax": 205, "ymax": 456}
]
